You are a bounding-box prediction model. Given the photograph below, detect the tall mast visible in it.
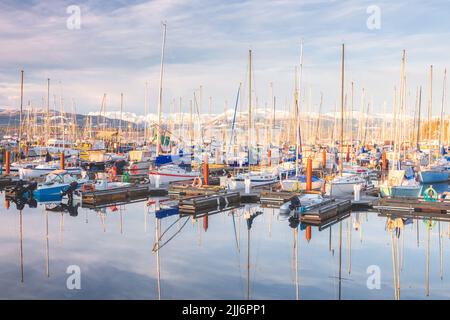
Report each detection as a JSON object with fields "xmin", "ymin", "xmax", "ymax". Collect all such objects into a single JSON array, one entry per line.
[
  {"xmin": 339, "ymin": 44, "xmax": 345, "ymax": 176},
  {"xmin": 19, "ymin": 70, "xmax": 24, "ymax": 148},
  {"xmin": 144, "ymin": 82, "xmax": 148, "ymax": 143},
  {"xmin": 439, "ymin": 69, "xmax": 447, "ymax": 153},
  {"xmin": 294, "ymin": 66, "xmax": 299, "ymax": 177},
  {"xmin": 298, "ymin": 40, "xmax": 303, "ymax": 157},
  {"xmin": 120, "ymin": 92, "xmax": 123, "ymax": 144},
  {"xmin": 295, "ymin": 41, "xmax": 304, "ymax": 177},
  {"xmin": 248, "ymin": 49, "xmax": 252, "ymax": 166},
  {"xmin": 428, "ymin": 65, "xmax": 433, "ymax": 143},
  {"xmin": 156, "ymin": 22, "xmax": 167, "ymax": 156},
  {"xmin": 46, "ymin": 78, "xmax": 50, "ymax": 144}
]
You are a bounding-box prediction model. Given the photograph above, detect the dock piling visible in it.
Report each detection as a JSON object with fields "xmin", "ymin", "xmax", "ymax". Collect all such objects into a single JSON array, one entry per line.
[
  {"xmin": 322, "ymin": 149, "xmax": 327, "ymax": 171},
  {"xmin": 5, "ymin": 150, "xmax": 10, "ymax": 176},
  {"xmin": 60, "ymin": 152, "xmax": 65, "ymax": 170},
  {"xmin": 382, "ymin": 152, "xmax": 387, "ymax": 170},
  {"xmin": 306, "ymin": 157, "xmax": 312, "ymax": 192},
  {"xmin": 203, "ymin": 153, "xmax": 209, "ymax": 186}
]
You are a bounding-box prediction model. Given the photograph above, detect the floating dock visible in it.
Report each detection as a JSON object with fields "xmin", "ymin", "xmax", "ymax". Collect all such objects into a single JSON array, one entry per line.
[
  {"xmin": 178, "ymin": 192, "xmax": 240, "ymax": 214},
  {"xmin": 374, "ymin": 197, "xmax": 450, "ymax": 213},
  {"xmin": 259, "ymin": 190, "xmax": 300, "ymax": 207},
  {"xmin": 81, "ymin": 184, "xmax": 168, "ymax": 206},
  {"xmin": 301, "ymin": 199, "xmax": 352, "ymax": 223}
]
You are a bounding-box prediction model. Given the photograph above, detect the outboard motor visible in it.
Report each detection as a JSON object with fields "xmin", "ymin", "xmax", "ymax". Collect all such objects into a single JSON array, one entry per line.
[
  {"xmin": 23, "ymin": 181, "xmax": 38, "ymax": 195},
  {"xmin": 61, "ymin": 181, "xmax": 79, "ymax": 202},
  {"xmin": 289, "ymin": 196, "xmax": 301, "ymax": 211}
]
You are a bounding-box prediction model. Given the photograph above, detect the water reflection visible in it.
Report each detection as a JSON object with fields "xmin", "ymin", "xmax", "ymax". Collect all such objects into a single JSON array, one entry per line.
[{"xmin": 1, "ymin": 192, "xmax": 450, "ymax": 299}]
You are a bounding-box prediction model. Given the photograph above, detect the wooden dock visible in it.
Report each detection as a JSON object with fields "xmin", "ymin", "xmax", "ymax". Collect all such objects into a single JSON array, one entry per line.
[
  {"xmin": 168, "ymin": 182, "xmax": 225, "ymax": 197},
  {"xmin": 259, "ymin": 190, "xmax": 300, "ymax": 207},
  {"xmin": 374, "ymin": 197, "xmax": 450, "ymax": 213},
  {"xmin": 81, "ymin": 184, "xmax": 168, "ymax": 206},
  {"xmin": 301, "ymin": 199, "xmax": 352, "ymax": 223},
  {"xmin": 303, "ymin": 211, "xmax": 351, "ymax": 230},
  {"xmin": 378, "ymin": 210, "xmax": 450, "ymax": 222},
  {"xmin": 178, "ymin": 192, "xmax": 240, "ymax": 214}
]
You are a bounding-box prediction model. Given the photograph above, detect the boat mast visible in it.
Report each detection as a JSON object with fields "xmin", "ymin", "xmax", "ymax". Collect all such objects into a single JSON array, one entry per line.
[
  {"xmin": 339, "ymin": 44, "xmax": 345, "ymax": 176},
  {"xmin": 144, "ymin": 82, "xmax": 148, "ymax": 144},
  {"xmin": 439, "ymin": 68, "xmax": 447, "ymax": 154},
  {"xmin": 156, "ymin": 22, "xmax": 167, "ymax": 156},
  {"xmin": 428, "ymin": 65, "xmax": 433, "ymax": 164},
  {"xmin": 416, "ymin": 86, "xmax": 422, "ymax": 150},
  {"xmin": 46, "ymin": 78, "xmax": 50, "ymax": 144},
  {"xmin": 248, "ymin": 49, "xmax": 252, "ymax": 168},
  {"xmin": 19, "ymin": 70, "xmax": 24, "ymax": 152},
  {"xmin": 295, "ymin": 41, "xmax": 304, "ymax": 177}
]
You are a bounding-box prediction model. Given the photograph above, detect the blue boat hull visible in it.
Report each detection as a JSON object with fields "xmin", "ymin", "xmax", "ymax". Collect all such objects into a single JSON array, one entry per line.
[
  {"xmin": 419, "ymin": 171, "xmax": 449, "ymax": 184},
  {"xmin": 32, "ymin": 182, "xmax": 84, "ymax": 200}
]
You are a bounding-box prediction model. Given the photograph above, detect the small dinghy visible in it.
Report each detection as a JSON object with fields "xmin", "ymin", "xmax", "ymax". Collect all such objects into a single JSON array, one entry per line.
[
  {"xmin": 33, "ymin": 170, "xmax": 87, "ymax": 200},
  {"xmin": 279, "ymin": 194, "xmax": 326, "ymax": 216}
]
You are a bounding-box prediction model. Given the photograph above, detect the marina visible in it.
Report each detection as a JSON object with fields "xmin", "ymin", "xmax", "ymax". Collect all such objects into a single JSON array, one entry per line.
[{"xmin": 1, "ymin": 0, "xmax": 450, "ymax": 304}]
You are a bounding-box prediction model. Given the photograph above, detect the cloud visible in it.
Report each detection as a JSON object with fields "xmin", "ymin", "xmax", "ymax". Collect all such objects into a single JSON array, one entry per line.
[{"xmin": 0, "ymin": 0, "xmax": 449, "ymax": 116}]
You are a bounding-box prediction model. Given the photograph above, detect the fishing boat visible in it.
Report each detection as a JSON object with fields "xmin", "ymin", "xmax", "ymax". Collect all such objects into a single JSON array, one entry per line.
[
  {"xmin": 228, "ymin": 171, "xmax": 277, "ymax": 189},
  {"xmin": 127, "ymin": 149, "xmax": 153, "ymax": 173},
  {"xmin": 32, "ymin": 170, "xmax": 87, "ymax": 199},
  {"xmin": 148, "ymin": 164, "xmax": 199, "ymax": 185},
  {"xmin": 280, "ymin": 175, "xmax": 323, "ymax": 191},
  {"xmin": 418, "ymin": 168, "xmax": 449, "ymax": 184},
  {"xmin": 329, "ymin": 175, "xmax": 367, "ymax": 198},
  {"xmin": 379, "ymin": 169, "xmax": 422, "ymax": 198},
  {"xmin": 18, "ymin": 163, "xmax": 81, "ymax": 179},
  {"xmin": 279, "ymin": 193, "xmax": 326, "ymax": 215}
]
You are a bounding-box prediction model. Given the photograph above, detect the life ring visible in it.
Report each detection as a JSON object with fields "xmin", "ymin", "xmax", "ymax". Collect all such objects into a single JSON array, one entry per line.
[
  {"xmin": 192, "ymin": 176, "xmax": 203, "ymax": 188},
  {"xmin": 131, "ymin": 164, "xmax": 139, "ymax": 175},
  {"xmin": 423, "ymin": 185, "xmax": 438, "ymax": 202}
]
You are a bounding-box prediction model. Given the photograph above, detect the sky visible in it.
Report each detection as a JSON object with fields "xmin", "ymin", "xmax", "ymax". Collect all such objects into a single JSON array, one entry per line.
[{"xmin": 0, "ymin": 0, "xmax": 449, "ymax": 116}]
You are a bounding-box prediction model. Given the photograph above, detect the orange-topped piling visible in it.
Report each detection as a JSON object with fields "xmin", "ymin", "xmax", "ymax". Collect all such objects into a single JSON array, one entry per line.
[
  {"xmin": 60, "ymin": 152, "xmax": 65, "ymax": 170},
  {"xmin": 5, "ymin": 150, "xmax": 10, "ymax": 176},
  {"xmin": 203, "ymin": 153, "xmax": 209, "ymax": 186},
  {"xmin": 203, "ymin": 215, "xmax": 208, "ymax": 232},
  {"xmin": 322, "ymin": 149, "xmax": 327, "ymax": 171},
  {"xmin": 382, "ymin": 151, "xmax": 387, "ymax": 170},
  {"xmin": 306, "ymin": 226, "xmax": 312, "ymax": 242},
  {"xmin": 306, "ymin": 157, "xmax": 312, "ymax": 192}
]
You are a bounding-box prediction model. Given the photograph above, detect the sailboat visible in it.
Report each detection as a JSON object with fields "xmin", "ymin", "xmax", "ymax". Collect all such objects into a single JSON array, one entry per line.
[
  {"xmin": 228, "ymin": 50, "xmax": 277, "ymax": 189},
  {"xmin": 379, "ymin": 50, "xmax": 422, "ymax": 197},
  {"xmin": 280, "ymin": 42, "xmax": 323, "ymax": 192},
  {"xmin": 419, "ymin": 68, "xmax": 449, "ymax": 184},
  {"xmin": 329, "ymin": 44, "xmax": 367, "ymax": 197}
]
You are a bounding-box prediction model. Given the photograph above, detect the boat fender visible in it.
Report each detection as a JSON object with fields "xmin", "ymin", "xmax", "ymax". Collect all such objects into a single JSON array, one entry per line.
[{"xmin": 192, "ymin": 177, "xmax": 202, "ymax": 188}]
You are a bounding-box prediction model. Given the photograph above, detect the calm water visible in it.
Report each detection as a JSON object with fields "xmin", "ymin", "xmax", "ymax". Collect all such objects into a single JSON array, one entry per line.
[{"xmin": 1, "ymin": 192, "xmax": 450, "ymax": 300}]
